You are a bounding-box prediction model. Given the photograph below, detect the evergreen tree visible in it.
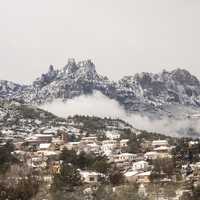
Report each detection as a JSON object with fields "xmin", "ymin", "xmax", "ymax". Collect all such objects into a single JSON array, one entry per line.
[{"xmin": 52, "ymin": 163, "xmax": 82, "ymax": 192}]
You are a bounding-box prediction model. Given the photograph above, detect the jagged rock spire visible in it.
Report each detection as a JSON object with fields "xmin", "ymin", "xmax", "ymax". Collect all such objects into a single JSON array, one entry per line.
[
  {"xmin": 49, "ymin": 64, "xmax": 54, "ymax": 72},
  {"xmin": 63, "ymin": 58, "xmax": 77, "ymax": 74}
]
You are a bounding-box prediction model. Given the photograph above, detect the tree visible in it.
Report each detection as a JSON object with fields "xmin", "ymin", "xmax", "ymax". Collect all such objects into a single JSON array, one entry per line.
[
  {"xmin": 120, "ymin": 130, "xmax": 140, "ymax": 153},
  {"xmin": 180, "ymin": 192, "xmax": 193, "ymax": 200},
  {"xmin": 76, "ymin": 151, "xmax": 95, "ymax": 170},
  {"xmin": 0, "ymin": 142, "xmax": 18, "ymax": 174},
  {"xmin": 112, "ymin": 185, "xmax": 148, "ymax": 200},
  {"xmin": 93, "ymin": 184, "xmax": 148, "ymax": 200},
  {"xmin": 109, "ymin": 168, "xmax": 125, "ymax": 186},
  {"xmin": 150, "ymin": 158, "xmax": 175, "ymax": 182},
  {"xmin": 51, "ymin": 163, "xmax": 82, "ymax": 192},
  {"xmin": 91, "ymin": 156, "xmax": 111, "ymax": 174},
  {"xmin": 60, "ymin": 148, "xmax": 112, "ymax": 174},
  {"xmin": 93, "ymin": 185, "xmax": 114, "ymax": 200},
  {"xmin": 192, "ymin": 184, "xmax": 200, "ymax": 200},
  {"xmin": 127, "ymin": 136, "xmax": 140, "ymax": 154},
  {"xmin": 50, "ymin": 188, "xmax": 84, "ymax": 200},
  {"xmin": 0, "ymin": 164, "xmax": 42, "ymax": 200},
  {"xmin": 59, "ymin": 148, "xmax": 77, "ymax": 164}
]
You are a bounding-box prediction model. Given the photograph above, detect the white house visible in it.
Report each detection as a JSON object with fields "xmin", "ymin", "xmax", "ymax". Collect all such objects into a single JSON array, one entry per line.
[
  {"xmin": 144, "ymin": 151, "xmax": 160, "ymax": 160},
  {"xmin": 80, "ymin": 171, "xmax": 103, "ymax": 184},
  {"xmin": 120, "ymin": 139, "xmax": 129, "ymax": 148},
  {"xmin": 25, "ymin": 134, "xmax": 53, "ymax": 144},
  {"xmin": 132, "ymin": 161, "xmax": 149, "ymax": 172},
  {"xmin": 189, "ymin": 141, "xmax": 199, "ymax": 147},
  {"xmin": 153, "ymin": 146, "xmax": 171, "ymax": 153},
  {"xmin": 105, "ymin": 131, "xmax": 120, "ymax": 140},
  {"xmin": 112, "ymin": 153, "xmax": 136, "ymax": 163},
  {"xmin": 144, "ymin": 151, "xmax": 172, "ymax": 160},
  {"xmin": 39, "ymin": 143, "xmax": 51, "ymax": 150},
  {"xmin": 81, "ymin": 137, "xmax": 98, "ymax": 144},
  {"xmin": 27, "ymin": 156, "xmax": 47, "ymax": 169},
  {"xmin": 193, "ymin": 162, "xmax": 200, "ymax": 169},
  {"xmin": 152, "ymin": 140, "xmax": 169, "ymax": 148},
  {"xmin": 80, "ymin": 143, "xmax": 101, "ymax": 155},
  {"xmin": 124, "ymin": 170, "xmax": 151, "ymax": 183},
  {"xmin": 101, "ymin": 140, "xmax": 118, "ymax": 154}
]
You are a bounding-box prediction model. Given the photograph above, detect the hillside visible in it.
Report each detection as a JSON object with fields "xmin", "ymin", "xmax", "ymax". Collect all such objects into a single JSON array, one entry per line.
[{"xmin": 0, "ymin": 99, "xmax": 177, "ymax": 142}]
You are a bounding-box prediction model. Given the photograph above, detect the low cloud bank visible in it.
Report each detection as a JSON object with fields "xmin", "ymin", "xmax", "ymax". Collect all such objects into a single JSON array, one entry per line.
[{"xmin": 40, "ymin": 91, "xmax": 200, "ymax": 137}]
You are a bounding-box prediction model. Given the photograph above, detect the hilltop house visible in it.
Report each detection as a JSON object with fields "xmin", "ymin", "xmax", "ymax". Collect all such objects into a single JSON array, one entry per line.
[
  {"xmin": 153, "ymin": 146, "xmax": 171, "ymax": 153},
  {"xmin": 132, "ymin": 161, "xmax": 149, "ymax": 172},
  {"xmin": 81, "ymin": 137, "xmax": 98, "ymax": 144},
  {"xmin": 105, "ymin": 131, "xmax": 120, "ymax": 140},
  {"xmin": 80, "ymin": 171, "xmax": 104, "ymax": 184},
  {"xmin": 79, "ymin": 143, "xmax": 101, "ymax": 155},
  {"xmin": 112, "ymin": 153, "xmax": 136, "ymax": 163},
  {"xmin": 124, "ymin": 170, "xmax": 151, "ymax": 183},
  {"xmin": 144, "ymin": 151, "xmax": 160, "ymax": 160},
  {"xmin": 120, "ymin": 139, "xmax": 129, "ymax": 148},
  {"xmin": 25, "ymin": 134, "xmax": 53, "ymax": 146},
  {"xmin": 152, "ymin": 140, "xmax": 169, "ymax": 148},
  {"xmin": 101, "ymin": 140, "xmax": 119, "ymax": 155}
]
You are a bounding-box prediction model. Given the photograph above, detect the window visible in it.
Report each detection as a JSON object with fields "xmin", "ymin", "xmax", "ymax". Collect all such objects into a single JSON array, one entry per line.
[{"xmin": 89, "ymin": 177, "xmax": 95, "ymax": 182}]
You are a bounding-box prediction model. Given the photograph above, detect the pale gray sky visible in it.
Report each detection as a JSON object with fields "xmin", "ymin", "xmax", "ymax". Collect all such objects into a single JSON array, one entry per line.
[{"xmin": 0, "ymin": 0, "xmax": 200, "ymax": 84}]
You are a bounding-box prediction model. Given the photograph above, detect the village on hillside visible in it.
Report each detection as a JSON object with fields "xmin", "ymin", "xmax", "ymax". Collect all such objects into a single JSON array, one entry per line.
[{"xmin": 1, "ymin": 115, "xmax": 200, "ymax": 199}]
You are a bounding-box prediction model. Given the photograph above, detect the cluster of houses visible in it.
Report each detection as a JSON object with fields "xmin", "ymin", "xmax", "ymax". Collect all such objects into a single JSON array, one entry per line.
[
  {"xmin": 2, "ymin": 124, "xmax": 200, "ymax": 200},
  {"xmin": 9, "ymin": 126, "xmax": 176, "ymax": 185},
  {"xmin": 124, "ymin": 139, "xmax": 173, "ymax": 184}
]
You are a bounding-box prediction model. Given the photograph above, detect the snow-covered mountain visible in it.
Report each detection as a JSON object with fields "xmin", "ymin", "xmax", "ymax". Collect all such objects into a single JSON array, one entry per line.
[{"xmin": 1, "ymin": 59, "xmax": 200, "ymax": 119}]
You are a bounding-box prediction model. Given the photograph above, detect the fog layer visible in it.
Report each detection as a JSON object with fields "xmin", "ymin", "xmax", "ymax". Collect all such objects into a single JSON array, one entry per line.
[{"xmin": 40, "ymin": 91, "xmax": 200, "ymax": 137}]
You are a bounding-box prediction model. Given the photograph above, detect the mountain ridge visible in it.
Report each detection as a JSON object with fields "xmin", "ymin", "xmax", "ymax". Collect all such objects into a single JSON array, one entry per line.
[{"xmin": 1, "ymin": 59, "xmax": 200, "ymax": 118}]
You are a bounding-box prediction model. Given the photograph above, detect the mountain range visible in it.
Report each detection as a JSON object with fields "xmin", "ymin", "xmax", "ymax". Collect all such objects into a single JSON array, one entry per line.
[{"xmin": 1, "ymin": 58, "xmax": 200, "ymax": 119}]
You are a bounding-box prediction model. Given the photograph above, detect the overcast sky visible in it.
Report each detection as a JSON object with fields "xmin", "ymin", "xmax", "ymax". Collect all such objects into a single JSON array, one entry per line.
[{"xmin": 0, "ymin": 0, "xmax": 200, "ymax": 84}]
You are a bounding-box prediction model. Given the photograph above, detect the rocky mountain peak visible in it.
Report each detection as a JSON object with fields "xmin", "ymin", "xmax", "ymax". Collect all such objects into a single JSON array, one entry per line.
[
  {"xmin": 77, "ymin": 59, "xmax": 95, "ymax": 69},
  {"xmin": 76, "ymin": 59, "xmax": 97, "ymax": 79},
  {"xmin": 171, "ymin": 68, "xmax": 199, "ymax": 86},
  {"xmin": 63, "ymin": 58, "xmax": 78, "ymax": 74},
  {"xmin": 134, "ymin": 72, "xmax": 153, "ymax": 87},
  {"xmin": 48, "ymin": 64, "xmax": 54, "ymax": 72},
  {"xmin": 62, "ymin": 59, "xmax": 97, "ymax": 80},
  {"xmin": 33, "ymin": 65, "xmax": 58, "ymax": 88},
  {"xmin": 1, "ymin": 60, "xmax": 200, "ymax": 119}
]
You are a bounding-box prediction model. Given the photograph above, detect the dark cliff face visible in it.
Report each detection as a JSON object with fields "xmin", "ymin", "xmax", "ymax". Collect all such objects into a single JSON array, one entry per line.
[
  {"xmin": 0, "ymin": 59, "xmax": 200, "ymax": 117},
  {"xmin": 171, "ymin": 69, "xmax": 199, "ymax": 86}
]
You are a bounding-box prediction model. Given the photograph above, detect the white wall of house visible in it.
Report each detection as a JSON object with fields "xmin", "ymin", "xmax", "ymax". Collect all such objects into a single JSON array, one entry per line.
[
  {"xmin": 132, "ymin": 161, "xmax": 149, "ymax": 172},
  {"xmin": 113, "ymin": 153, "xmax": 136, "ymax": 163},
  {"xmin": 152, "ymin": 140, "xmax": 169, "ymax": 148},
  {"xmin": 106, "ymin": 131, "xmax": 120, "ymax": 140},
  {"xmin": 80, "ymin": 171, "xmax": 100, "ymax": 184}
]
